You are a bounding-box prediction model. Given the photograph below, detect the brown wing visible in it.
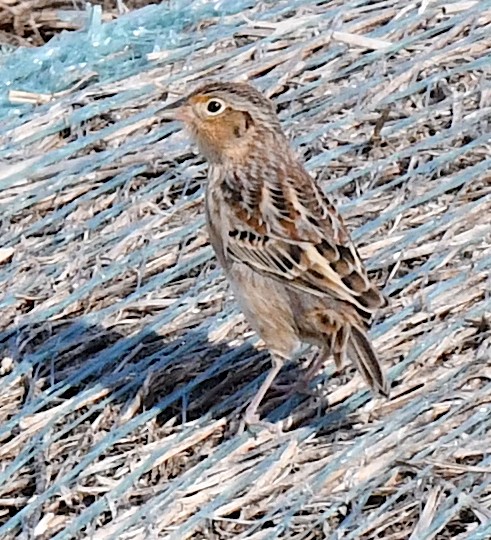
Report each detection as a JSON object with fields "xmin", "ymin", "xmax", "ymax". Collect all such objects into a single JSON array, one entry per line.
[{"xmin": 221, "ymin": 161, "xmax": 386, "ymax": 323}]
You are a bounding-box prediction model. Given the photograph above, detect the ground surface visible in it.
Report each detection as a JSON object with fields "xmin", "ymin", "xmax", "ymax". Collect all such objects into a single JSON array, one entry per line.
[
  {"xmin": 0, "ymin": 0, "xmax": 490, "ymax": 538},
  {"xmin": 0, "ymin": 0, "xmax": 156, "ymax": 45}
]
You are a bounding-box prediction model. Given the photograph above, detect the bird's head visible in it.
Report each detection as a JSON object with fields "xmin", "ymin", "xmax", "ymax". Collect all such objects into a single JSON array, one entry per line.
[{"xmin": 161, "ymin": 82, "xmax": 285, "ymax": 163}]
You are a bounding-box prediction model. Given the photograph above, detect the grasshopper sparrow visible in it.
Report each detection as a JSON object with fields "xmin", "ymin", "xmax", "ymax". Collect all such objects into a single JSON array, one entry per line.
[{"xmin": 162, "ymin": 82, "xmax": 390, "ymax": 428}]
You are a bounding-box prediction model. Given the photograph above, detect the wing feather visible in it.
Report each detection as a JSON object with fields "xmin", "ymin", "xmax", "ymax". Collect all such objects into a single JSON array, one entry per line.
[{"xmin": 222, "ymin": 162, "xmax": 386, "ymax": 321}]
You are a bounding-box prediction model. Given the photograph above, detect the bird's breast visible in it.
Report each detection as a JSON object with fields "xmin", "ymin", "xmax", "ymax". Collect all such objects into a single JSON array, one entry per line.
[{"xmin": 205, "ymin": 166, "xmax": 229, "ymax": 269}]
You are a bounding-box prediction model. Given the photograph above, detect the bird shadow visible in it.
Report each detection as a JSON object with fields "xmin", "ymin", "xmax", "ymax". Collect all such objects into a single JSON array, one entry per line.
[
  {"xmin": 0, "ymin": 315, "xmax": 361, "ymax": 532},
  {"xmin": 0, "ymin": 317, "xmax": 356, "ymax": 439}
]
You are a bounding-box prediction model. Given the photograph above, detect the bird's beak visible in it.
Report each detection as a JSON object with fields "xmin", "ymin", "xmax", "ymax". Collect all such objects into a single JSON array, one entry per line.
[{"xmin": 159, "ymin": 97, "xmax": 193, "ymax": 123}]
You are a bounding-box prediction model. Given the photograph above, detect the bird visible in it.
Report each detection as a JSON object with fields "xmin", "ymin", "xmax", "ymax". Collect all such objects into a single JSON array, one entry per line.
[{"xmin": 161, "ymin": 81, "xmax": 390, "ymax": 429}]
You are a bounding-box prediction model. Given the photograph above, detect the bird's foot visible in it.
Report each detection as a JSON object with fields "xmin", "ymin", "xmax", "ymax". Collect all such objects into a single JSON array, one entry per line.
[
  {"xmin": 272, "ymin": 378, "xmax": 316, "ymax": 398},
  {"xmin": 238, "ymin": 410, "xmax": 282, "ymax": 436}
]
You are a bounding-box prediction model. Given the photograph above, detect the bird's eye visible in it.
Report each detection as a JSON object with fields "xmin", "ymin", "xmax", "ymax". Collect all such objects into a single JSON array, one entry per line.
[{"xmin": 206, "ymin": 99, "xmax": 225, "ymax": 115}]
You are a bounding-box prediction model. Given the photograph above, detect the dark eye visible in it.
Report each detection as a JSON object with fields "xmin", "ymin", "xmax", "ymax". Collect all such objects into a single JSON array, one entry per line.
[{"xmin": 206, "ymin": 99, "xmax": 224, "ymax": 115}]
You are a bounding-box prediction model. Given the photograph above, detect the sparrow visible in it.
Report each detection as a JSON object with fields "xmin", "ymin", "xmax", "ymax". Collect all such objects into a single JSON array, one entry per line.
[{"xmin": 161, "ymin": 81, "xmax": 390, "ymax": 429}]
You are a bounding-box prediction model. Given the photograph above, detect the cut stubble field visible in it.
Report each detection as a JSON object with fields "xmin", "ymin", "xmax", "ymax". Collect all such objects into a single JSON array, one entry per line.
[{"xmin": 0, "ymin": 1, "xmax": 490, "ymax": 538}]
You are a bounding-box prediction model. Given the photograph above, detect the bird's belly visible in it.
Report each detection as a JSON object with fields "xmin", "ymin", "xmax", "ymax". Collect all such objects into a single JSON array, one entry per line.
[
  {"xmin": 226, "ymin": 262, "xmax": 303, "ymax": 359},
  {"xmin": 205, "ymin": 183, "xmax": 305, "ymax": 359}
]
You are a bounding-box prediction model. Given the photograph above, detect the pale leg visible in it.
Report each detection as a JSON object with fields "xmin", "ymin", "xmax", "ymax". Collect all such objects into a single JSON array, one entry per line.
[
  {"xmin": 242, "ymin": 355, "xmax": 283, "ymax": 431},
  {"xmin": 272, "ymin": 348, "xmax": 328, "ymax": 397},
  {"xmin": 302, "ymin": 347, "xmax": 329, "ymax": 384}
]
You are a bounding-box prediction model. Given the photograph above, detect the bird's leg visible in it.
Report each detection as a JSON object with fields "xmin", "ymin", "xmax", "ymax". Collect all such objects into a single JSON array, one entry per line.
[
  {"xmin": 301, "ymin": 347, "xmax": 330, "ymax": 385},
  {"xmin": 242, "ymin": 355, "xmax": 283, "ymax": 433},
  {"xmin": 266, "ymin": 345, "xmax": 312, "ymax": 395},
  {"xmin": 273, "ymin": 347, "xmax": 330, "ymax": 398}
]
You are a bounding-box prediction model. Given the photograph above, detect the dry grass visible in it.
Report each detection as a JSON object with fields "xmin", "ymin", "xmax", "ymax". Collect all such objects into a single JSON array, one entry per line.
[
  {"xmin": 0, "ymin": 0, "xmax": 155, "ymax": 46},
  {"xmin": 0, "ymin": 0, "xmax": 491, "ymax": 538}
]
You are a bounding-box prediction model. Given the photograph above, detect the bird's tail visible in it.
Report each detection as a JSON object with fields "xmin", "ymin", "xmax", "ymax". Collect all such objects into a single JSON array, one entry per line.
[{"xmin": 345, "ymin": 325, "xmax": 390, "ymax": 397}]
